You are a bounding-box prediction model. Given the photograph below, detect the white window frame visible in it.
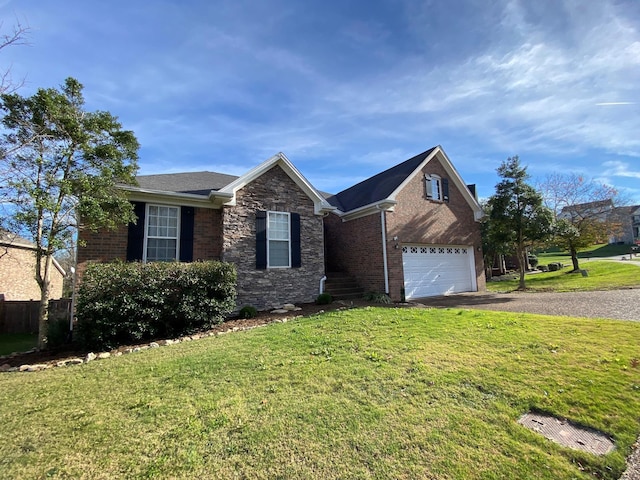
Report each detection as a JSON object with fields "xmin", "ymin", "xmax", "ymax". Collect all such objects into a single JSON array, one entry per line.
[
  {"xmin": 426, "ymin": 174, "xmax": 443, "ymax": 201},
  {"xmin": 143, "ymin": 204, "xmax": 180, "ymax": 262},
  {"xmin": 267, "ymin": 211, "xmax": 291, "ymax": 268}
]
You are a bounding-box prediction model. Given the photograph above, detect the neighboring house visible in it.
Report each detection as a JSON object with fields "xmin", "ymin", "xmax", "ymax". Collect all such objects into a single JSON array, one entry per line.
[
  {"xmin": 610, "ymin": 205, "xmax": 640, "ymax": 245},
  {"xmin": 633, "ymin": 206, "xmax": 640, "ymax": 245},
  {"xmin": 77, "ymin": 146, "xmax": 486, "ymax": 309},
  {"xmin": 0, "ymin": 231, "xmax": 66, "ymax": 301},
  {"xmin": 558, "ymin": 200, "xmax": 640, "ymax": 245},
  {"xmin": 558, "ymin": 199, "xmax": 614, "ymax": 223}
]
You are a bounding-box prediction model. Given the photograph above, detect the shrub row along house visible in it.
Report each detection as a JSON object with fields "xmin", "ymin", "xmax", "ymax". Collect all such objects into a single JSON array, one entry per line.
[{"xmin": 78, "ymin": 146, "xmax": 486, "ymax": 310}]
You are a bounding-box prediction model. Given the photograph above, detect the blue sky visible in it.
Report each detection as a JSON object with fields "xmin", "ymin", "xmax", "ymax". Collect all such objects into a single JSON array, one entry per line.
[{"xmin": 3, "ymin": 0, "xmax": 640, "ymax": 202}]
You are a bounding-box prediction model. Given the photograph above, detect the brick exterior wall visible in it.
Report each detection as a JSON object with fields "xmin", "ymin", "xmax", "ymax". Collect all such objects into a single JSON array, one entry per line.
[
  {"xmin": 222, "ymin": 165, "xmax": 325, "ymax": 310},
  {"xmin": 193, "ymin": 208, "xmax": 223, "ymax": 260},
  {"xmin": 324, "ymin": 212, "xmax": 386, "ymax": 293},
  {"xmin": 0, "ymin": 245, "xmax": 65, "ymax": 300},
  {"xmin": 385, "ymin": 157, "xmax": 485, "ymax": 300},
  {"xmin": 324, "ymin": 156, "xmax": 486, "ymax": 301},
  {"xmin": 76, "ymin": 206, "xmax": 224, "ymax": 277}
]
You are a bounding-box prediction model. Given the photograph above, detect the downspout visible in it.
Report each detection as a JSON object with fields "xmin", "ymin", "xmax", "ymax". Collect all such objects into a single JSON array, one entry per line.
[
  {"xmin": 319, "ymin": 275, "xmax": 327, "ymax": 294},
  {"xmin": 378, "ymin": 207, "xmax": 390, "ymax": 295}
]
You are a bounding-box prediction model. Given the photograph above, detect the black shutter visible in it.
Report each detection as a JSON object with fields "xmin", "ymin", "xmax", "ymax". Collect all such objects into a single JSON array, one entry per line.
[
  {"xmin": 256, "ymin": 211, "xmax": 267, "ymax": 269},
  {"xmin": 126, "ymin": 202, "xmax": 146, "ymax": 261},
  {"xmin": 291, "ymin": 213, "xmax": 301, "ymax": 268},
  {"xmin": 442, "ymin": 178, "xmax": 450, "ymax": 202},
  {"xmin": 425, "ymin": 175, "xmax": 433, "ymax": 199},
  {"xmin": 179, "ymin": 206, "xmax": 195, "ymax": 262}
]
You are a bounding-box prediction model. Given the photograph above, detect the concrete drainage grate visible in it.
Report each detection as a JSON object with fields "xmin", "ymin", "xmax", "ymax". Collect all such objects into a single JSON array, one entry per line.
[{"xmin": 518, "ymin": 412, "xmax": 615, "ymax": 455}]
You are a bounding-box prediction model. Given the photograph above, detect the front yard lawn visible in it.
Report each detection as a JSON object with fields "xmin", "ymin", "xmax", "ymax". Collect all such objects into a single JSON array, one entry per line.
[
  {"xmin": 0, "ymin": 333, "xmax": 36, "ymax": 356},
  {"xmin": 1, "ymin": 307, "xmax": 639, "ymax": 479},
  {"xmin": 487, "ymin": 260, "xmax": 640, "ymax": 292}
]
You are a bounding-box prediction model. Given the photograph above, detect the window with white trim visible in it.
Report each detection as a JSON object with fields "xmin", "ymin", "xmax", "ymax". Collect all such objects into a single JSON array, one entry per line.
[
  {"xmin": 145, "ymin": 205, "xmax": 180, "ymax": 262},
  {"xmin": 267, "ymin": 211, "xmax": 290, "ymax": 267}
]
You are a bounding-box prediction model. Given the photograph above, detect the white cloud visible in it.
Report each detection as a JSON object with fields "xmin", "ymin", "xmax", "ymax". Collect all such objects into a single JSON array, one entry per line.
[{"xmin": 602, "ymin": 160, "xmax": 640, "ymax": 179}]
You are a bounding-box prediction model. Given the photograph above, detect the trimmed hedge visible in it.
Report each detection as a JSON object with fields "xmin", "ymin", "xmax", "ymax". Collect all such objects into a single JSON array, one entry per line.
[{"xmin": 75, "ymin": 261, "xmax": 237, "ymax": 350}]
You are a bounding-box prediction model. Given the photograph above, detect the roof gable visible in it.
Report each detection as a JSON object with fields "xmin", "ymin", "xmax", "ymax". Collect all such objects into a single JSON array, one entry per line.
[
  {"xmin": 327, "ymin": 146, "xmax": 483, "ymax": 221},
  {"xmin": 326, "ymin": 147, "xmax": 436, "ymax": 212},
  {"xmin": 217, "ymin": 152, "xmax": 335, "ymax": 215}
]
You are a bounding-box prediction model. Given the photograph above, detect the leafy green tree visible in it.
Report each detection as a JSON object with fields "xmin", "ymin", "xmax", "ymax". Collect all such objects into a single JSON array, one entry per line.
[
  {"xmin": 0, "ymin": 77, "xmax": 139, "ymax": 349},
  {"xmin": 486, "ymin": 156, "xmax": 553, "ymax": 290}
]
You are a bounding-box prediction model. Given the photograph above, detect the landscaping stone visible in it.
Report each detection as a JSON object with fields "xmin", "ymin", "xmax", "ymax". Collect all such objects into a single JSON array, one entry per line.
[
  {"xmin": 271, "ymin": 309, "xmax": 288, "ymax": 314},
  {"xmin": 56, "ymin": 358, "xmax": 83, "ymax": 367},
  {"xmin": 97, "ymin": 352, "xmax": 111, "ymax": 359},
  {"xmin": 283, "ymin": 303, "xmax": 296, "ymax": 310},
  {"xmin": 85, "ymin": 352, "xmax": 97, "ymax": 362},
  {"xmin": 0, "ymin": 363, "xmax": 12, "ymax": 372},
  {"xmin": 149, "ymin": 342, "xmax": 160, "ymax": 348}
]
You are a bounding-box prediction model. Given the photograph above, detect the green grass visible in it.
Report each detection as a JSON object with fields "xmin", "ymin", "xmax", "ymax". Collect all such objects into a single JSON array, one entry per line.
[
  {"xmin": 488, "ymin": 261, "xmax": 640, "ymax": 293},
  {"xmin": 536, "ymin": 243, "xmax": 638, "ymax": 265},
  {"xmin": 1, "ymin": 308, "xmax": 639, "ymax": 479},
  {"xmin": 0, "ymin": 333, "xmax": 36, "ymax": 356}
]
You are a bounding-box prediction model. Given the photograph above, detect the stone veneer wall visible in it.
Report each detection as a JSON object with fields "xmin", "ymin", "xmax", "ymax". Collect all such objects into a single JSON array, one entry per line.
[
  {"xmin": 222, "ymin": 165, "xmax": 325, "ymax": 310},
  {"xmin": 0, "ymin": 245, "xmax": 65, "ymax": 300}
]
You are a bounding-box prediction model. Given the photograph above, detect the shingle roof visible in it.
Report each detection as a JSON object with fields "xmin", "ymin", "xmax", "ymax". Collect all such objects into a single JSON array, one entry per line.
[
  {"xmin": 135, "ymin": 171, "xmax": 239, "ymax": 196},
  {"xmin": 325, "ymin": 147, "xmax": 436, "ymax": 212},
  {"xmin": 0, "ymin": 229, "xmax": 35, "ymax": 248}
]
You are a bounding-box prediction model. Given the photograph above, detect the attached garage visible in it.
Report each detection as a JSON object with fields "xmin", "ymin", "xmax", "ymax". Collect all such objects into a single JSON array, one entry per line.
[{"xmin": 402, "ymin": 244, "xmax": 476, "ymax": 299}]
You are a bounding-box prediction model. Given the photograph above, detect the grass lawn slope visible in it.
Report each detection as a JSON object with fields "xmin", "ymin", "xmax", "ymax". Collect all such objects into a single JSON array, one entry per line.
[
  {"xmin": 487, "ymin": 261, "xmax": 640, "ymax": 293},
  {"xmin": 1, "ymin": 307, "xmax": 639, "ymax": 479}
]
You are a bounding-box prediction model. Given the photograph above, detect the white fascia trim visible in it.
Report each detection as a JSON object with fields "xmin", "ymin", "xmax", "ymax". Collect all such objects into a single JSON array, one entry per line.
[
  {"xmin": 52, "ymin": 257, "xmax": 66, "ymax": 277},
  {"xmin": 218, "ymin": 152, "xmax": 337, "ymax": 215},
  {"xmin": 121, "ymin": 185, "xmax": 225, "ymax": 209},
  {"xmin": 387, "ymin": 145, "xmax": 484, "ymax": 222},
  {"xmin": 339, "ymin": 200, "xmax": 397, "ymax": 222}
]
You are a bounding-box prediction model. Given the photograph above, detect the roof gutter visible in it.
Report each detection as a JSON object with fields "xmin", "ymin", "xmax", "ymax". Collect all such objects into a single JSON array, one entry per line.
[{"xmin": 339, "ymin": 199, "xmax": 397, "ymax": 222}]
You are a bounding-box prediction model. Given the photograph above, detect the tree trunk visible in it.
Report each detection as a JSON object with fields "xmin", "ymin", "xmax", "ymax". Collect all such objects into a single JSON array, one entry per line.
[
  {"xmin": 570, "ymin": 245, "xmax": 580, "ymax": 272},
  {"xmin": 37, "ymin": 255, "xmax": 52, "ymax": 351},
  {"xmin": 517, "ymin": 248, "xmax": 527, "ymax": 290}
]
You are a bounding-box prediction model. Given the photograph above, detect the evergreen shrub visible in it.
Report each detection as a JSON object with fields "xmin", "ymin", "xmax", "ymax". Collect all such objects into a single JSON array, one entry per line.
[{"xmin": 76, "ymin": 261, "xmax": 236, "ymax": 350}]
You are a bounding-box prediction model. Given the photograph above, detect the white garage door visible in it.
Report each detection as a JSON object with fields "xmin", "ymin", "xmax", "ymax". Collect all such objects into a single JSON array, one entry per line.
[{"xmin": 402, "ymin": 245, "xmax": 476, "ymax": 299}]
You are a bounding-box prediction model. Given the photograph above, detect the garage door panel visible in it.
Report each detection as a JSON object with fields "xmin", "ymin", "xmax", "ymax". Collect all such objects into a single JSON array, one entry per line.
[{"xmin": 402, "ymin": 244, "xmax": 475, "ymax": 299}]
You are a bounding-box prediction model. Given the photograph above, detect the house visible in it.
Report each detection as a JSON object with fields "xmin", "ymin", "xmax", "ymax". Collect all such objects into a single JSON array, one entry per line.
[
  {"xmin": 77, "ymin": 146, "xmax": 485, "ymax": 309},
  {"xmin": 0, "ymin": 230, "xmax": 66, "ymax": 301},
  {"xmin": 558, "ymin": 200, "xmax": 640, "ymax": 245},
  {"xmin": 610, "ymin": 205, "xmax": 640, "ymax": 245}
]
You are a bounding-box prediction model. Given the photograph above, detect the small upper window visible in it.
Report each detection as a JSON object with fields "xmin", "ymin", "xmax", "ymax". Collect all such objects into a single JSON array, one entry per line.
[
  {"xmin": 267, "ymin": 211, "xmax": 291, "ymax": 268},
  {"xmin": 145, "ymin": 205, "xmax": 180, "ymax": 262},
  {"xmin": 425, "ymin": 174, "xmax": 449, "ymax": 202}
]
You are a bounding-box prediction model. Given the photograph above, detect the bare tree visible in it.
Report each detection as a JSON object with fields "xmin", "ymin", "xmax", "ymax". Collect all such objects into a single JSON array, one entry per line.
[
  {"xmin": 538, "ymin": 173, "xmax": 625, "ymax": 271},
  {"xmin": 0, "ymin": 19, "xmax": 31, "ymax": 94}
]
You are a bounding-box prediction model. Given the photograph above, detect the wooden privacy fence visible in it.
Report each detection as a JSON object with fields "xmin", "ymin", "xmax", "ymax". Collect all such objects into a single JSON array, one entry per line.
[{"xmin": 0, "ymin": 298, "xmax": 71, "ymax": 334}]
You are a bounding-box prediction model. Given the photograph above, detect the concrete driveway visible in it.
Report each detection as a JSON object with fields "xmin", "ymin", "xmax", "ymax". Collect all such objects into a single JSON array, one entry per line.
[{"xmin": 413, "ymin": 288, "xmax": 640, "ymax": 321}]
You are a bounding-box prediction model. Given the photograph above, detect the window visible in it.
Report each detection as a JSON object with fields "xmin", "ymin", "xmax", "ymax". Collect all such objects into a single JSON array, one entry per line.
[
  {"xmin": 256, "ymin": 210, "xmax": 301, "ymax": 269},
  {"xmin": 144, "ymin": 205, "xmax": 180, "ymax": 261},
  {"xmin": 425, "ymin": 174, "xmax": 449, "ymax": 202},
  {"xmin": 267, "ymin": 211, "xmax": 290, "ymax": 267}
]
